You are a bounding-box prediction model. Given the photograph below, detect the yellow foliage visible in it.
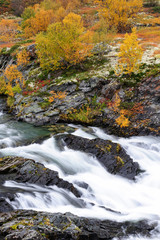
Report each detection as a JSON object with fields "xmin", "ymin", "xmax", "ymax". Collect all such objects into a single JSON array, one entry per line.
[
  {"xmin": 17, "ymin": 49, "xmax": 30, "ymax": 66},
  {"xmin": 116, "ymin": 110, "xmax": 130, "ymax": 128},
  {"xmin": 115, "ymin": 156, "xmax": 124, "ymax": 166},
  {"xmin": 4, "ymin": 65, "xmax": 25, "ymax": 97},
  {"xmin": 41, "ymin": 0, "xmax": 61, "ymax": 10},
  {"xmin": 5, "ymin": 84, "xmax": 14, "ymax": 97},
  {"xmin": 4, "ymin": 65, "xmax": 23, "ymax": 85},
  {"xmin": 116, "ymin": 28, "xmax": 143, "ymax": 75},
  {"xmin": 21, "ymin": 0, "xmax": 84, "ymax": 38},
  {"xmin": 0, "ymin": 19, "xmax": 18, "ymax": 42},
  {"xmin": 95, "ymin": 0, "xmax": 143, "ymax": 32},
  {"xmin": 0, "ymin": 77, "xmax": 7, "ymax": 94},
  {"xmin": 36, "ymin": 12, "xmax": 93, "ymax": 70},
  {"xmin": 41, "ymin": 0, "xmax": 80, "ymax": 12},
  {"xmin": 55, "ymin": 7, "xmax": 66, "ymax": 22}
]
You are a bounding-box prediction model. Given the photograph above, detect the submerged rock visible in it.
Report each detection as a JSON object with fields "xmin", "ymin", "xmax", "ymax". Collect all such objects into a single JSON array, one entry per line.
[
  {"xmin": 0, "ymin": 210, "xmax": 156, "ymax": 240},
  {"xmin": 57, "ymin": 134, "xmax": 141, "ymax": 180}
]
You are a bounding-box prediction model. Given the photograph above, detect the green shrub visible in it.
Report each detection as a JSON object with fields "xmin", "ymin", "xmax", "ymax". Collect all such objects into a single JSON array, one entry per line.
[
  {"xmin": 153, "ymin": 6, "xmax": 160, "ymax": 12},
  {"xmin": 7, "ymin": 96, "xmax": 14, "ymax": 108},
  {"xmin": 12, "ymin": 84, "xmax": 22, "ymax": 94}
]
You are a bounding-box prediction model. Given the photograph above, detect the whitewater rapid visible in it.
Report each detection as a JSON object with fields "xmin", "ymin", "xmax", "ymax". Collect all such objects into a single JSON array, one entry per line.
[{"xmin": 0, "ymin": 110, "xmax": 160, "ymax": 239}]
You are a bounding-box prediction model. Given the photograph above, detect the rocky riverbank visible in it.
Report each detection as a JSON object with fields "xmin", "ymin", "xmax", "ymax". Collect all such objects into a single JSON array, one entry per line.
[
  {"xmin": 0, "ymin": 44, "xmax": 160, "ymax": 137},
  {"xmin": 0, "ymin": 155, "xmax": 157, "ymax": 240},
  {"xmin": 0, "ymin": 132, "xmax": 141, "ymax": 212},
  {"xmin": 0, "ymin": 210, "xmax": 156, "ymax": 240}
]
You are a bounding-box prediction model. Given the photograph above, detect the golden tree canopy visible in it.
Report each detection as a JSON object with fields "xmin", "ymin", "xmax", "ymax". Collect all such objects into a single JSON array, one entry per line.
[
  {"xmin": 23, "ymin": 8, "xmax": 54, "ymax": 38},
  {"xmin": 116, "ymin": 28, "xmax": 143, "ymax": 75},
  {"xmin": 95, "ymin": 0, "xmax": 143, "ymax": 32},
  {"xmin": 36, "ymin": 12, "xmax": 93, "ymax": 71}
]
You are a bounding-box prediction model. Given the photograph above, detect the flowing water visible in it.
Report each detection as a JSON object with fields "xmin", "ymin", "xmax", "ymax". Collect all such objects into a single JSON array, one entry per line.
[{"xmin": 0, "ymin": 102, "xmax": 160, "ymax": 239}]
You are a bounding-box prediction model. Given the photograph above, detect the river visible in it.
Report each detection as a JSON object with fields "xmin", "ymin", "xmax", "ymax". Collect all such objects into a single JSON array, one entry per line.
[{"xmin": 0, "ymin": 101, "xmax": 160, "ymax": 239}]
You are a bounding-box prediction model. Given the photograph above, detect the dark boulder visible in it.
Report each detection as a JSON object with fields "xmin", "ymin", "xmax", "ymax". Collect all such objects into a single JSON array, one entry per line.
[
  {"xmin": 0, "ymin": 156, "xmax": 81, "ymax": 212},
  {"xmin": 57, "ymin": 135, "xmax": 141, "ymax": 180},
  {"xmin": 0, "ymin": 198, "xmax": 14, "ymax": 212},
  {"xmin": 0, "ymin": 210, "xmax": 156, "ymax": 240}
]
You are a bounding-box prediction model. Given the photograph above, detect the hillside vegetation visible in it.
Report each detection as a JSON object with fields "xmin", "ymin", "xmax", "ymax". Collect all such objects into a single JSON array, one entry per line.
[{"xmin": 0, "ymin": 0, "xmax": 160, "ymax": 135}]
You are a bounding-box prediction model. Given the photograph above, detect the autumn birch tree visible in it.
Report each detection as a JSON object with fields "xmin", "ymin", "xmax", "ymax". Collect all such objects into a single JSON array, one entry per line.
[
  {"xmin": 116, "ymin": 28, "xmax": 143, "ymax": 75},
  {"xmin": 95, "ymin": 0, "xmax": 143, "ymax": 32},
  {"xmin": 36, "ymin": 12, "xmax": 93, "ymax": 71},
  {"xmin": 23, "ymin": 8, "xmax": 55, "ymax": 37}
]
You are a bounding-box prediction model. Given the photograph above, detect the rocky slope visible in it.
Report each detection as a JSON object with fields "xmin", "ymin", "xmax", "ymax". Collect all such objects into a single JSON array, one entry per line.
[
  {"xmin": 0, "ymin": 44, "xmax": 160, "ymax": 137},
  {"xmin": 12, "ymin": 72, "xmax": 160, "ymax": 137}
]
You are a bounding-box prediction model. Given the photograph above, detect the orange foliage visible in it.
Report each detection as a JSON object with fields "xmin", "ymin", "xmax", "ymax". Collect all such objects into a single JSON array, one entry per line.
[
  {"xmin": 130, "ymin": 102, "xmax": 144, "ymax": 116},
  {"xmin": 153, "ymin": 49, "xmax": 160, "ymax": 57},
  {"xmin": 107, "ymin": 92, "xmax": 144, "ymax": 128},
  {"xmin": 116, "ymin": 110, "xmax": 130, "ymax": 128},
  {"xmin": 10, "ymin": 0, "xmax": 42, "ymax": 16},
  {"xmin": 17, "ymin": 49, "xmax": 30, "ymax": 66},
  {"xmin": 137, "ymin": 26, "xmax": 160, "ymax": 44},
  {"xmin": 0, "ymin": 19, "xmax": 18, "ymax": 42},
  {"xmin": 54, "ymin": 7, "xmax": 67, "ymax": 22},
  {"xmin": 95, "ymin": 0, "xmax": 143, "ymax": 32},
  {"xmin": 5, "ymin": 84, "xmax": 14, "ymax": 97},
  {"xmin": 108, "ymin": 93, "xmax": 130, "ymax": 127},
  {"xmin": 23, "ymin": 8, "xmax": 54, "ymax": 37},
  {"xmin": 108, "ymin": 92, "xmax": 121, "ymax": 112},
  {"xmin": 21, "ymin": 0, "xmax": 97, "ymax": 38},
  {"xmin": 49, "ymin": 90, "xmax": 67, "ymax": 103},
  {"xmin": 0, "ymin": 42, "xmax": 15, "ymax": 49}
]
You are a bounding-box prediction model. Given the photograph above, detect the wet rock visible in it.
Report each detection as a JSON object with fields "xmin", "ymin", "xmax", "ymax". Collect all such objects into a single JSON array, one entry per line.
[
  {"xmin": 0, "ymin": 156, "xmax": 81, "ymax": 211},
  {"xmin": 58, "ymin": 135, "xmax": 141, "ymax": 180},
  {"xmin": 0, "ymin": 210, "xmax": 156, "ymax": 240},
  {"xmin": 0, "ymin": 198, "xmax": 14, "ymax": 212},
  {"xmin": 46, "ymin": 124, "xmax": 76, "ymax": 135}
]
